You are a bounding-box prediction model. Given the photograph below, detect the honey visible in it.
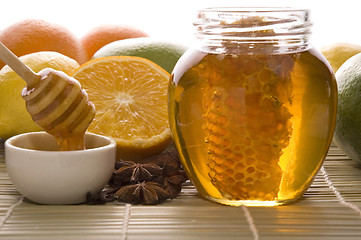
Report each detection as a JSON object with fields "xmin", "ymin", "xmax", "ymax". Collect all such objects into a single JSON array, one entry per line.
[
  {"xmin": 168, "ymin": 8, "xmax": 337, "ymax": 206},
  {"xmin": 22, "ymin": 69, "xmax": 95, "ymax": 151}
]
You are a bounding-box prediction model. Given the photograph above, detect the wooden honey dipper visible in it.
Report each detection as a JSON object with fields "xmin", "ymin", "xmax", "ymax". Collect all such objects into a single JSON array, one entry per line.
[{"xmin": 0, "ymin": 42, "xmax": 95, "ymax": 151}]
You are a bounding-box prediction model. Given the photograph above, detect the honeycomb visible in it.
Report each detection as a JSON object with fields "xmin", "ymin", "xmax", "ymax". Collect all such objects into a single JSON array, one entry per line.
[{"xmin": 200, "ymin": 54, "xmax": 294, "ymax": 201}]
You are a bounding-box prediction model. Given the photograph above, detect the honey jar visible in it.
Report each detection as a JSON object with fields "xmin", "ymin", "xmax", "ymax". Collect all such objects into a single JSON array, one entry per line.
[{"xmin": 168, "ymin": 7, "xmax": 337, "ymax": 206}]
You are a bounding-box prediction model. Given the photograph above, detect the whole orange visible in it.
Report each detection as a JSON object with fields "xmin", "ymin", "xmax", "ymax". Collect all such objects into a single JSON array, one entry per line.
[
  {"xmin": 81, "ymin": 24, "xmax": 149, "ymax": 60},
  {"xmin": 0, "ymin": 19, "xmax": 86, "ymax": 68}
]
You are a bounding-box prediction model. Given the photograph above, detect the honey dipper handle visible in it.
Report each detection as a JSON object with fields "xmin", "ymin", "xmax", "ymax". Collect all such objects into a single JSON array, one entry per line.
[{"xmin": 0, "ymin": 41, "xmax": 39, "ymax": 86}]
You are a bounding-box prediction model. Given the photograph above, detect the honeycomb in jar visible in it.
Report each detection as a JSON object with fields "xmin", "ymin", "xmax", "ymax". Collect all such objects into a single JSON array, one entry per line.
[{"xmin": 200, "ymin": 53, "xmax": 294, "ymax": 201}]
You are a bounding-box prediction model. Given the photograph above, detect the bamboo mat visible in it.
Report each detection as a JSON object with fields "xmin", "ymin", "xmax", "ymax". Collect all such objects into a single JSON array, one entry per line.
[{"xmin": 1, "ymin": 144, "xmax": 361, "ymax": 240}]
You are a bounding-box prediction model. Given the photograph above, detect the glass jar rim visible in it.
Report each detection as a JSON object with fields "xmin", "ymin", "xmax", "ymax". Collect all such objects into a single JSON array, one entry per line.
[
  {"xmin": 198, "ymin": 7, "xmax": 310, "ymax": 14},
  {"xmin": 194, "ymin": 6, "xmax": 312, "ymax": 54}
]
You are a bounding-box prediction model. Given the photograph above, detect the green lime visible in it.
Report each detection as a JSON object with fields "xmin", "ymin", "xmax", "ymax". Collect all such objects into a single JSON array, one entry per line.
[
  {"xmin": 334, "ymin": 52, "xmax": 361, "ymax": 163},
  {"xmin": 92, "ymin": 37, "xmax": 187, "ymax": 73}
]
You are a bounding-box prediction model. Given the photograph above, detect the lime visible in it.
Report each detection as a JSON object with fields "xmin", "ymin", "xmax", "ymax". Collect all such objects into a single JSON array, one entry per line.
[
  {"xmin": 92, "ymin": 37, "xmax": 187, "ymax": 73},
  {"xmin": 0, "ymin": 51, "xmax": 79, "ymax": 140},
  {"xmin": 334, "ymin": 52, "xmax": 361, "ymax": 163},
  {"xmin": 321, "ymin": 42, "xmax": 361, "ymax": 73}
]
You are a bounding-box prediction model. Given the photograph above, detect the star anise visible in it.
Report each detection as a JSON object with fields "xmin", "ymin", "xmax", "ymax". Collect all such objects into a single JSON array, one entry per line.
[
  {"xmin": 87, "ymin": 147, "xmax": 188, "ymax": 205},
  {"xmin": 139, "ymin": 149, "xmax": 188, "ymax": 198},
  {"xmin": 111, "ymin": 161, "xmax": 162, "ymax": 186},
  {"xmin": 115, "ymin": 181, "xmax": 170, "ymax": 205},
  {"xmin": 140, "ymin": 150, "xmax": 183, "ymax": 176},
  {"xmin": 160, "ymin": 173, "xmax": 187, "ymax": 198}
]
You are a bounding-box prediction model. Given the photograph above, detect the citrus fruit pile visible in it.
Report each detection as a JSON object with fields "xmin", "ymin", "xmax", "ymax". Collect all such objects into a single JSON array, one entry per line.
[{"xmin": 0, "ymin": 18, "xmax": 187, "ymax": 161}]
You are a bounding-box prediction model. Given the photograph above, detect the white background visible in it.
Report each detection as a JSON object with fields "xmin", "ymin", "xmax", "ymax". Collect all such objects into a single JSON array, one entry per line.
[{"xmin": 0, "ymin": 0, "xmax": 359, "ymax": 49}]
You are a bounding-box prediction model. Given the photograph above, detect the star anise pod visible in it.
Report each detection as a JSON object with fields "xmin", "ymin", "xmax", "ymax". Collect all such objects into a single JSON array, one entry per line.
[
  {"xmin": 156, "ymin": 173, "xmax": 187, "ymax": 198},
  {"xmin": 111, "ymin": 161, "xmax": 162, "ymax": 186},
  {"xmin": 140, "ymin": 150, "xmax": 184, "ymax": 177},
  {"xmin": 140, "ymin": 149, "xmax": 188, "ymax": 198},
  {"xmin": 115, "ymin": 182, "xmax": 170, "ymax": 205},
  {"xmin": 87, "ymin": 147, "xmax": 189, "ymax": 205}
]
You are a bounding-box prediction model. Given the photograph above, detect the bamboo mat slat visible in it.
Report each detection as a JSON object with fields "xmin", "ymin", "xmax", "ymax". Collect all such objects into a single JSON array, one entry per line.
[{"xmin": 1, "ymin": 144, "xmax": 361, "ymax": 239}]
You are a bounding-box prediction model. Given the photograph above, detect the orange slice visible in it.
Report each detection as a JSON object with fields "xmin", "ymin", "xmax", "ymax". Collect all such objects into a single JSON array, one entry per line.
[{"xmin": 72, "ymin": 56, "xmax": 172, "ymax": 161}]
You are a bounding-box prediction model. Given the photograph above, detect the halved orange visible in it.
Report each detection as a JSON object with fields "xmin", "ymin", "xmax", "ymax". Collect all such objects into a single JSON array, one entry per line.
[{"xmin": 72, "ymin": 56, "xmax": 172, "ymax": 161}]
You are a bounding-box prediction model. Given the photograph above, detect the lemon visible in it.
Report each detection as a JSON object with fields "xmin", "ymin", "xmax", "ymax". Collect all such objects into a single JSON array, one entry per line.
[
  {"xmin": 334, "ymin": 52, "xmax": 361, "ymax": 163},
  {"xmin": 321, "ymin": 42, "xmax": 361, "ymax": 72},
  {"xmin": 72, "ymin": 56, "xmax": 172, "ymax": 161},
  {"xmin": 92, "ymin": 37, "xmax": 187, "ymax": 73},
  {"xmin": 0, "ymin": 51, "xmax": 79, "ymax": 140}
]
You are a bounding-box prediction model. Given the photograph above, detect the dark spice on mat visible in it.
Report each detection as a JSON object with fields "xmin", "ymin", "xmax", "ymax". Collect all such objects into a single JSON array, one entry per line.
[
  {"xmin": 115, "ymin": 181, "xmax": 171, "ymax": 205},
  {"xmin": 87, "ymin": 148, "xmax": 187, "ymax": 205},
  {"xmin": 112, "ymin": 161, "xmax": 162, "ymax": 185}
]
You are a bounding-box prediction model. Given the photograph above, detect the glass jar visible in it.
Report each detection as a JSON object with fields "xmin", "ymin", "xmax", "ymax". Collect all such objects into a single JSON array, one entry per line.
[{"xmin": 168, "ymin": 7, "xmax": 337, "ymax": 206}]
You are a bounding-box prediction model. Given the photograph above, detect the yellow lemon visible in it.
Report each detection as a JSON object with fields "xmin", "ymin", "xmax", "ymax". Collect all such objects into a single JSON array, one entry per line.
[{"xmin": 321, "ymin": 42, "xmax": 361, "ymax": 72}]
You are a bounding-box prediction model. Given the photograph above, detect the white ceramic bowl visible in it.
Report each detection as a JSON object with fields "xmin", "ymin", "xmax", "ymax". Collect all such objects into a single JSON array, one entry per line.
[{"xmin": 5, "ymin": 132, "xmax": 116, "ymax": 205}]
